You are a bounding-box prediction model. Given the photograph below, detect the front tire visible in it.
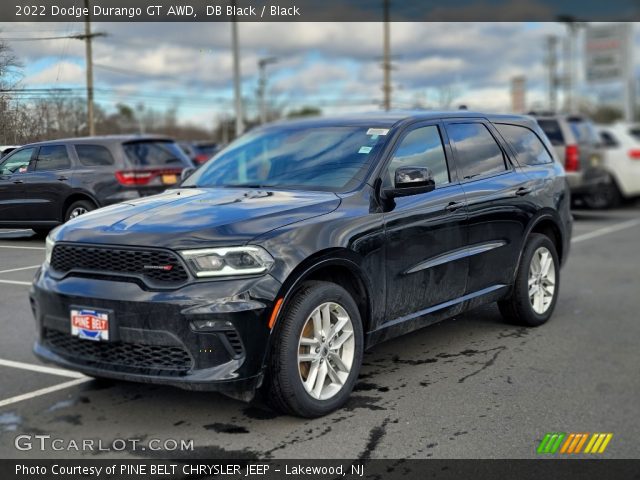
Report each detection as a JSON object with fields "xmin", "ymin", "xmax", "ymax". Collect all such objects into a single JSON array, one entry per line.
[
  {"xmin": 266, "ymin": 281, "xmax": 363, "ymax": 417},
  {"xmin": 499, "ymin": 233, "xmax": 559, "ymax": 327}
]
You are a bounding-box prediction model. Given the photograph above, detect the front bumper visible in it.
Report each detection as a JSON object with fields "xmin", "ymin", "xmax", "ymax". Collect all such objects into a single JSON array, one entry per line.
[{"xmin": 29, "ymin": 267, "xmax": 281, "ymax": 399}]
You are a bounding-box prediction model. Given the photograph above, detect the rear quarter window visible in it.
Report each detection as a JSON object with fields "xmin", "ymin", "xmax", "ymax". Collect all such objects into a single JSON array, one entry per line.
[
  {"xmin": 75, "ymin": 144, "xmax": 115, "ymax": 166},
  {"xmin": 123, "ymin": 141, "xmax": 189, "ymax": 167},
  {"xmin": 494, "ymin": 123, "xmax": 554, "ymax": 166},
  {"xmin": 537, "ymin": 119, "xmax": 565, "ymax": 146}
]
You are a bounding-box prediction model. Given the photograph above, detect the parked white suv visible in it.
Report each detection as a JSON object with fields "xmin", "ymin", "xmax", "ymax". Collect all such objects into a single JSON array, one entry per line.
[{"xmin": 596, "ymin": 123, "xmax": 640, "ymax": 206}]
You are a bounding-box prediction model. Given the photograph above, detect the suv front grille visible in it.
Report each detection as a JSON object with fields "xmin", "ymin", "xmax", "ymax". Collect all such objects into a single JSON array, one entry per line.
[
  {"xmin": 51, "ymin": 244, "xmax": 189, "ymax": 287},
  {"xmin": 44, "ymin": 329, "xmax": 193, "ymax": 375}
]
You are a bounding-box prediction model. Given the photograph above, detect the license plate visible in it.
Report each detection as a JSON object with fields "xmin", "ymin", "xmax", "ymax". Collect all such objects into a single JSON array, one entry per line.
[
  {"xmin": 162, "ymin": 174, "xmax": 178, "ymax": 185},
  {"xmin": 70, "ymin": 308, "xmax": 109, "ymax": 342}
]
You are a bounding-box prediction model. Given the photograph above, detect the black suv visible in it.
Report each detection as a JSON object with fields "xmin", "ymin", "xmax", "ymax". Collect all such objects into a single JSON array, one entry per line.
[
  {"xmin": 0, "ymin": 135, "xmax": 193, "ymax": 235},
  {"xmin": 31, "ymin": 112, "xmax": 571, "ymax": 417}
]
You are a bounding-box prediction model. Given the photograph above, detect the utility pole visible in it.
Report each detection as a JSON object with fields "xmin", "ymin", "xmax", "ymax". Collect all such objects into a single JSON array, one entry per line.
[
  {"xmin": 84, "ymin": 0, "xmax": 95, "ymax": 136},
  {"xmin": 257, "ymin": 56, "xmax": 277, "ymax": 124},
  {"xmin": 231, "ymin": 1, "xmax": 244, "ymax": 138},
  {"xmin": 382, "ymin": 0, "xmax": 391, "ymax": 111},
  {"xmin": 559, "ymin": 17, "xmax": 585, "ymax": 114},
  {"xmin": 546, "ymin": 35, "xmax": 559, "ymax": 112}
]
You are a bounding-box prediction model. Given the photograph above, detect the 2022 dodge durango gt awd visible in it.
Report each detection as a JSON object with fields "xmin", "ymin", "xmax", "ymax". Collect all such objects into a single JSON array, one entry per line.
[{"xmin": 30, "ymin": 111, "xmax": 572, "ymax": 417}]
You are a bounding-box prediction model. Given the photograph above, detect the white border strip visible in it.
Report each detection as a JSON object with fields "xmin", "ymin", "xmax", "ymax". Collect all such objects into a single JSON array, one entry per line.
[
  {"xmin": 572, "ymin": 218, "xmax": 640, "ymax": 244},
  {"xmin": 0, "ymin": 358, "xmax": 86, "ymax": 379},
  {"xmin": 0, "ymin": 378, "xmax": 90, "ymax": 409},
  {"xmin": 0, "ymin": 265, "xmax": 40, "ymax": 274}
]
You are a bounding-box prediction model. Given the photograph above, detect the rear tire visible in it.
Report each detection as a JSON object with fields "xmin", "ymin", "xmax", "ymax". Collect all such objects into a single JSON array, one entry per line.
[
  {"xmin": 583, "ymin": 176, "xmax": 622, "ymax": 209},
  {"xmin": 266, "ymin": 281, "xmax": 363, "ymax": 418},
  {"xmin": 498, "ymin": 233, "xmax": 559, "ymax": 327},
  {"xmin": 64, "ymin": 200, "xmax": 96, "ymax": 222}
]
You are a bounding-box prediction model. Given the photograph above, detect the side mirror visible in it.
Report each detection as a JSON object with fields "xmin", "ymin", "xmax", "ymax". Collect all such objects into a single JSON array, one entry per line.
[
  {"xmin": 180, "ymin": 167, "xmax": 196, "ymax": 182},
  {"xmin": 384, "ymin": 166, "xmax": 435, "ymax": 198}
]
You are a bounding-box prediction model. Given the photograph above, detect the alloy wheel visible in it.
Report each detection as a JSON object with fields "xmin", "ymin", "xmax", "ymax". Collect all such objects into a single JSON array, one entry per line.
[
  {"xmin": 297, "ymin": 302, "xmax": 355, "ymax": 400},
  {"xmin": 528, "ymin": 246, "xmax": 556, "ymax": 314}
]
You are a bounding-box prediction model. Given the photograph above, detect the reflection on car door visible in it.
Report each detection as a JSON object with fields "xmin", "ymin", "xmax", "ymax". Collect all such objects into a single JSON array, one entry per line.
[
  {"xmin": 22, "ymin": 145, "xmax": 74, "ymax": 222},
  {"xmin": 0, "ymin": 147, "xmax": 35, "ymax": 221},
  {"xmin": 382, "ymin": 122, "xmax": 469, "ymax": 328},
  {"xmin": 445, "ymin": 120, "xmax": 532, "ymax": 295}
]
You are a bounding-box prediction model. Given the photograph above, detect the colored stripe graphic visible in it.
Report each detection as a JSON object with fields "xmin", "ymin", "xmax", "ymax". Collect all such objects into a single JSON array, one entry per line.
[
  {"xmin": 560, "ymin": 433, "xmax": 589, "ymax": 454},
  {"xmin": 584, "ymin": 433, "xmax": 613, "ymax": 454},
  {"xmin": 540, "ymin": 433, "xmax": 613, "ymax": 454},
  {"xmin": 537, "ymin": 433, "xmax": 565, "ymax": 454}
]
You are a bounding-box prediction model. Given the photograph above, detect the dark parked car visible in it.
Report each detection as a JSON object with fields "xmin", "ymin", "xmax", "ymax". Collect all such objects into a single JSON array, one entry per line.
[
  {"xmin": 179, "ymin": 141, "xmax": 221, "ymax": 165},
  {"xmin": 0, "ymin": 135, "xmax": 193, "ymax": 235},
  {"xmin": 31, "ymin": 112, "xmax": 571, "ymax": 417}
]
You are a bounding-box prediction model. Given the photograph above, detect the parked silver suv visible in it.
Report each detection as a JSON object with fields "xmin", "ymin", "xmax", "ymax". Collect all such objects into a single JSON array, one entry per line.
[{"xmin": 532, "ymin": 113, "xmax": 609, "ymax": 208}]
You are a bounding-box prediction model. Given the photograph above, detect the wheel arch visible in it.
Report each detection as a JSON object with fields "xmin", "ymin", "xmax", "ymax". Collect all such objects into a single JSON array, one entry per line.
[
  {"xmin": 268, "ymin": 248, "xmax": 373, "ymax": 337},
  {"xmin": 62, "ymin": 191, "xmax": 100, "ymax": 220}
]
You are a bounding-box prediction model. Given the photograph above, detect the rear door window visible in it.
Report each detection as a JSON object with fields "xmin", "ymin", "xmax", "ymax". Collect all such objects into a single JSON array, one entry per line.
[
  {"xmin": 446, "ymin": 123, "xmax": 507, "ymax": 180},
  {"xmin": 123, "ymin": 141, "xmax": 188, "ymax": 167},
  {"xmin": 537, "ymin": 120, "xmax": 565, "ymax": 146},
  {"xmin": 75, "ymin": 144, "xmax": 115, "ymax": 166},
  {"xmin": 495, "ymin": 123, "xmax": 554, "ymax": 165},
  {"xmin": 34, "ymin": 145, "xmax": 71, "ymax": 171},
  {"xmin": 0, "ymin": 148, "xmax": 35, "ymax": 175}
]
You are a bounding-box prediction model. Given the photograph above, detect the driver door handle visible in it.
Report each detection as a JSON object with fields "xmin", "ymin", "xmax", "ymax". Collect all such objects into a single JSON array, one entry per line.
[
  {"xmin": 12, "ymin": 179, "xmax": 24, "ymax": 184},
  {"xmin": 445, "ymin": 201, "xmax": 466, "ymax": 212},
  {"xmin": 515, "ymin": 187, "xmax": 532, "ymax": 196},
  {"xmin": 57, "ymin": 176, "xmax": 68, "ymax": 181}
]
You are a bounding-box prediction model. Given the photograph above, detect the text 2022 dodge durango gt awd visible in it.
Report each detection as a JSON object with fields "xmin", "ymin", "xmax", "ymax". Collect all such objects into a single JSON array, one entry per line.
[{"xmin": 30, "ymin": 111, "xmax": 572, "ymax": 417}]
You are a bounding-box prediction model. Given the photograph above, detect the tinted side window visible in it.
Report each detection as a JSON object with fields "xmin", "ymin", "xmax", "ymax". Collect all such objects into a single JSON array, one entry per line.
[
  {"xmin": 599, "ymin": 131, "xmax": 619, "ymax": 148},
  {"xmin": 75, "ymin": 144, "xmax": 115, "ymax": 166},
  {"xmin": 537, "ymin": 119, "xmax": 564, "ymax": 146},
  {"xmin": 35, "ymin": 145, "xmax": 71, "ymax": 171},
  {"xmin": 0, "ymin": 148, "xmax": 34, "ymax": 175},
  {"xmin": 447, "ymin": 123, "xmax": 506, "ymax": 179},
  {"xmin": 495, "ymin": 123, "xmax": 553, "ymax": 166},
  {"xmin": 386, "ymin": 125, "xmax": 450, "ymax": 187}
]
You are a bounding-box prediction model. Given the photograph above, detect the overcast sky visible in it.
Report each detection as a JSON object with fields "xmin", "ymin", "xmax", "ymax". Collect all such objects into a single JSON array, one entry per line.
[{"xmin": 1, "ymin": 22, "xmax": 636, "ymax": 128}]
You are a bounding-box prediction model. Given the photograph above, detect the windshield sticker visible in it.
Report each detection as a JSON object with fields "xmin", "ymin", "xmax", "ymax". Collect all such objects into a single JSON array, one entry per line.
[
  {"xmin": 358, "ymin": 146, "xmax": 373, "ymax": 154},
  {"xmin": 367, "ymin": 128, "xmax": 389, "ymax": 136}
]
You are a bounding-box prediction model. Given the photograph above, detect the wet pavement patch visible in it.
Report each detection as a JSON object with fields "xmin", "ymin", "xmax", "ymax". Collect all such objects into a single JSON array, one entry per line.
[{"xmin": 203, "ymin": 423, "xmax": 249, "ymax": 434}]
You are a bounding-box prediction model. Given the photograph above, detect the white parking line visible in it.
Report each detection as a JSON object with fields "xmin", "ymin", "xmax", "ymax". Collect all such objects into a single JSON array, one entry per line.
[
  {"xmin": 0, "ymin": 378, "xmax": 91, "ymax": 409},
  {"xmin": 0, "ymin": 279, "xmax": 31, "ymax": 286},
  {"xmin": 572, "ymin": 218, "xmax": 640, "ymax": 244},
  {"xmin": 0, "ymin": 245, "xmax": 45, "ymax": 250},
  {"xmin": 0, "ymin": 229, "xmax": 32, "ymax": 234},
  {"xmin": 0, "ymin": 358, "xmax": 86, "ymax": 379},
  {"xmin": 0, "ymin": 265, "xmax": 40, "ymax": 274}
]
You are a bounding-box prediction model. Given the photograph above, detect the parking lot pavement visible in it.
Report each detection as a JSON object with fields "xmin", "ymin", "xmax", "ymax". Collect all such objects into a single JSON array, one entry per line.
[{"xmin": 0, "ymin": 204, "xmax": 639, "ymax": 459}]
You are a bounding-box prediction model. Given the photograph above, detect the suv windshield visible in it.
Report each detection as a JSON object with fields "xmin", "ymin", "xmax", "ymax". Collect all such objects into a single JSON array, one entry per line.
[
  {"xmin": 183, "ymin": 125, "xmax": 386, "ymax": 191},
  {"xmin": 123, "ymin": 140, "xmax": 188, "ymax": 167}
]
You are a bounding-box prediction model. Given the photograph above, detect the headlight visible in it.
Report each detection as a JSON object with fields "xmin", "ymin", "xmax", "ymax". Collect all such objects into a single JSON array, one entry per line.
[
  {"xmin": 45, "ymin": 234, "xmax": 55, "ymax": 265},
  {"xmin": 180, "ymin": 246, "xmax": 274, "ymax": 277}
]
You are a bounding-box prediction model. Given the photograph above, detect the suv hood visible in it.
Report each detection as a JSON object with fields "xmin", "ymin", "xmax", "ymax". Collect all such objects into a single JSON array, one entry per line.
[{"xmin": 53, "ymin": 188, "xmax": 340, "ymax": 249}]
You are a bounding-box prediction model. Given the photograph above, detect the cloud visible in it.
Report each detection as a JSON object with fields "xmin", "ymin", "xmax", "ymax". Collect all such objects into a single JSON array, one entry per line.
[{"xmin": 27, "ymin": 60, "xmax": 84, "ymax": 85}]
